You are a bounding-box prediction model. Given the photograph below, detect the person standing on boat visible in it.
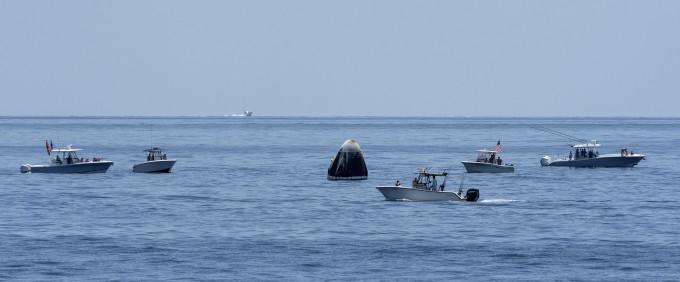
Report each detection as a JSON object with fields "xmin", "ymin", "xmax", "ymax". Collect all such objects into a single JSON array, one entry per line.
[
  {"xmin": 412, "ymin": 177, "xmax": 418, "ymax": 187},
  {"xmin": 431, "ymin": 176, "xmax": 437, "ymax": 191}
]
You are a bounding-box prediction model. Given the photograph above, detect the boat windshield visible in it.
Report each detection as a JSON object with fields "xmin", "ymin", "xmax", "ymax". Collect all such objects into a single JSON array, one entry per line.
[{"xmin": 411, "ymin": 168, "xmax": 447, "ymax": 190}]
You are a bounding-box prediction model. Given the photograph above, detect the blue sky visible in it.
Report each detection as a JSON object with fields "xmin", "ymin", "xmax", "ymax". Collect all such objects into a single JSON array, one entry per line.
[{"xmin": 1, "ymin": 1, "xmax": 678, "ymax": 116}]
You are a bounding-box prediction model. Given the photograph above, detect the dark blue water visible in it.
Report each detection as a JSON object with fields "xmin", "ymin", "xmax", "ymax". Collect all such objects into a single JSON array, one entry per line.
[{"xmin": 1, "ymin": 117, "xmax": 679, "ymax": 280}]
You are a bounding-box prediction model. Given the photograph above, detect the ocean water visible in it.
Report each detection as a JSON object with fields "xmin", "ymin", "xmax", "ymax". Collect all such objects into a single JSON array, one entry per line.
[{"xmin": 1, "ymin": 116, "xmax": 679, "ymax": 280}]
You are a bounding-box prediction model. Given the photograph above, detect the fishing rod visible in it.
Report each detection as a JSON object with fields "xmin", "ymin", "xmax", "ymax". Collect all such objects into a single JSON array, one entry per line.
[{"xmin": 530, "ymin": 125, "xmax": 590, "ymax": 145}]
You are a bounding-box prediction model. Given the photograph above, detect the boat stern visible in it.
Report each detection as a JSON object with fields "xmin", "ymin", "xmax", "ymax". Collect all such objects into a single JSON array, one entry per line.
[
  {"xmin": 540, "ymin": 156, "xmax": 551, "ymax": 166},
  {"xmin": 20, "ymin": 164, "xmax": 31, "ymax": 173}
]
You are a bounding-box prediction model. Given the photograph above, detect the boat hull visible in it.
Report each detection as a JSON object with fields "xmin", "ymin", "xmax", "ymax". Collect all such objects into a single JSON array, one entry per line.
[
  {"xmin": 376, "ymin": 186, "xmax": 466, "ymax": 201},
  {"xmin": 461, "ymin": 161, "xmax": 514, "ymax": 173},
  {"xmin": 542, "ymin": 154, "xmax": 644, "ymax": 168},
  {"xmin": 22, "ymin": 161, "xmax": 114, "ymax": 174},
  {"xmin": 133, "ymin": 160, "xmax": 176, "ymax": 173}
]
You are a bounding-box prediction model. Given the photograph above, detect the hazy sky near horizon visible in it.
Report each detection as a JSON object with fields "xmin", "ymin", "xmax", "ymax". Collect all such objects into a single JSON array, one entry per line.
[{"xmin": 1, "ymin": 1, "xmax": 678, "ymax": 117}]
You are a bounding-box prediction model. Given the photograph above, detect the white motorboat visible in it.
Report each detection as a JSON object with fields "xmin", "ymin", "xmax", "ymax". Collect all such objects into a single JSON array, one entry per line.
[
  {"xmin": 540, "ymin": 141, "xmax": 645, "ymax": 168},
  {"xmin": 534, "ymin": 125, "xmax": 645, "ymax": 168},
  {"xmin": 227, "ymin": 108, "xmax": 253, "ymax": 117},
  {"xmin": 376, "ymin": 168, "xmax": 479, "ymax": 202},
  {"xmin": 132, "ymin": 147, "xmax": 176, "ymax": 173},
  {"xmin": 20, "ymin": 145, "xmax": 113, "ymax": 173},
  {"xmin": 461, "ymin": 149, "xmax": 514, "ymax": 173}
]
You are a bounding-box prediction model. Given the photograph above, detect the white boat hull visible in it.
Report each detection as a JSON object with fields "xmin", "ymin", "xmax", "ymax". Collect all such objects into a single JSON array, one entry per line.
[
  {"xmin": 376, "ymin": 186, "xmax": 468, "ymax": 201},
  {"xmin": 21, "ymin": 161, "xmax": 114, "ymax": 174},
  {"xmin": 541, "ymin": 154, "xmax": 645, "ymax": 168},
  {"xmin": 461, "ymin": 161, "xmax": 514, "ymax": 173},
  {"xmin": 133, "ymin": 159, "xmax": 176, "ymax": 173}
]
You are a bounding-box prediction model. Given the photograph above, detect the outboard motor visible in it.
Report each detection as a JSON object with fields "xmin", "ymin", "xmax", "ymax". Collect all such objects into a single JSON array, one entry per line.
[
  {"xmin": 465, "ymin": 188, "xmax": 479, "ymax": 202},
  {"xmin": 540, "ymin": 156, "xmax": 551, "ymax": 166},
  {"xmin": 20, "ymin": 164, "xmax": 31, "ymax": 173}
]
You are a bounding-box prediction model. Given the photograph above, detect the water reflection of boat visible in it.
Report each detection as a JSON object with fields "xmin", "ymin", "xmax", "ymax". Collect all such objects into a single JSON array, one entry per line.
[
  {"xmin": 132, "ymin": 147, "xmax": 177, "ymax": 173},
  {"xmin": 376, "ymin": 168, "xmax": 479, "ymax": 202},
  {"xmin": 20, "ymin": 145, "xmax": 113, "ymax": 174}
]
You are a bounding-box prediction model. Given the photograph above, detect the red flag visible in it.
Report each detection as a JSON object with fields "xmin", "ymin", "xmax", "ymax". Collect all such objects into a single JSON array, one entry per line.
[
  {"xmin": 495, "ymin": 140, "xmax": 502, "ymax": 153},
  {"xmin": 46, "ymin": 140, "xmax": 51, "ymax": 156}
]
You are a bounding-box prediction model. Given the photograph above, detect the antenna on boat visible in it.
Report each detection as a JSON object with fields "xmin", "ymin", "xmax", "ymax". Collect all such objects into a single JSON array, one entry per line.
[{"xmin": 150, "ymin": 123, "xmax": 153, "ymax": 149}]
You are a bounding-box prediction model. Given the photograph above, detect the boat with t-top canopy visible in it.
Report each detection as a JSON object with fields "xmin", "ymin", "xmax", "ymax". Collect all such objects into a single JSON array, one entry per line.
[
  {"xmin": 133, "ymin": 147, "xmax": 177, "ymax": 173},
  {"xmin": 376, "ymin": 168, "xmax": 479, "ymax": 201},
  {"xmin": 20, "ymin": 144, "xmax": 113, "ymax": 173}
]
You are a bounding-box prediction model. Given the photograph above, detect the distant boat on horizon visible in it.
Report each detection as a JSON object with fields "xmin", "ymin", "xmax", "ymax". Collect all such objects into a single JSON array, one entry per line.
[{"xmin": 226, "ymin": 108, "xmax": 253, "ymax": 117}]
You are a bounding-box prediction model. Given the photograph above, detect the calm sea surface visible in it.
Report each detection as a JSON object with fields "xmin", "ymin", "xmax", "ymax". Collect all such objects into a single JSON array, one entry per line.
[{"xmin": 1, "ymin": 117, "xmax": 679, "ymax": 280}]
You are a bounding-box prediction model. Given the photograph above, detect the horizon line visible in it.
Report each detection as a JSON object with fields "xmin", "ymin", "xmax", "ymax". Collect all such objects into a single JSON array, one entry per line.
[{"xmin": 1, "ymin": 115, "xmax": 678, "ymax": 119}]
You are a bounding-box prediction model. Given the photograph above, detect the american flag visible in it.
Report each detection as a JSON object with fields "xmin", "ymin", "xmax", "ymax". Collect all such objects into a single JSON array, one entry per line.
[{"xmin": 495, "ymin": 140, "xmax": 502, "ymax": 153}]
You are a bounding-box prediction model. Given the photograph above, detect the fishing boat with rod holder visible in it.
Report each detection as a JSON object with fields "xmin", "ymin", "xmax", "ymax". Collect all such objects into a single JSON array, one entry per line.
[
  {"xmin": 534, "ymin": 125, "xmax": 645, "ymax": 168},
  {"xmin": 376, "ymin": 168, "xmax": 479, "ymax": 201}
]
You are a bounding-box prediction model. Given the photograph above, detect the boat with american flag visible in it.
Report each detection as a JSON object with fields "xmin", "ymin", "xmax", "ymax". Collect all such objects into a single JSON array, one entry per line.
[
  {"xmin": 20, "ymin": 143, "xmax": 113, "ymax": 173},
  {"xmin": 461, "ymin": 140, "xmax": 514, "ymax": 173}
]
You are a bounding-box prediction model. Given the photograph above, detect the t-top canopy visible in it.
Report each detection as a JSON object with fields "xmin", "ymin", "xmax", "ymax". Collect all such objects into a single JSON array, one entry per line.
[
  {"xmin": 413, "ymin": 168, "xmax": 447, "ymax": 176},
  {"xmin": 572, "ymin": 143, "xmax": 601, "ymax": 148},
  {"xmin": 143, "ymin": 147, "xmax": 164, "ymax": 153},
  {"xmin": 476, "ymin": 149, "xmax": 499, "ymax": 154},
  {"xmin": 51, "ymin": 145, "xmax": 82, "ymax": 152}
]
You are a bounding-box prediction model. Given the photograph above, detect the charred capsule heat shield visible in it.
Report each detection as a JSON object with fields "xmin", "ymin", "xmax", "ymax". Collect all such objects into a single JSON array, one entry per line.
[{"xmin": 327, "ymin": 139, "xmax": 368, "ymax": 180}]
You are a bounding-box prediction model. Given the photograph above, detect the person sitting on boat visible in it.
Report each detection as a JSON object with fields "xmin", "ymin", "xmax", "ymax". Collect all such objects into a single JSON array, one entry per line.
[
  {"xmin": 630, "ymin": 150, "xmax": 634, "ymax": 155},
  {"xmin": 431, "ymin": 176, "xmax": 437, "ymax": 191},
  {"xmin": 395, "ymin": 180, "xmax": 401, "ymax": 186},
  {"xmin": 588, "ymin": 150, "xmax": 593, "ymax": 158},
  {"xmin": 163, "ymin": 153, "xmax": 167, "ymax": 160},
  {"xmin": 85, "ymin": 158, "xmax": 89, "ymax": 162},
  {"xmin": 147, "ymin": 154, "xmax": 151, "ymax": 161},
  {"xmin": 56, "ymin": 155, "xmax": 62, "ymax": 165},
  {"xmin": 497, "ymin": 157, "xmax": 502, "ymax": 165}
]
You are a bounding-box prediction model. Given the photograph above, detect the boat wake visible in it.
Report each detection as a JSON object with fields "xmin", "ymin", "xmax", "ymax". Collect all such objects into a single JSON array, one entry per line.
[{"xmin": 480, "ymin": 199, "xmax": 524, "ymax": 203}]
